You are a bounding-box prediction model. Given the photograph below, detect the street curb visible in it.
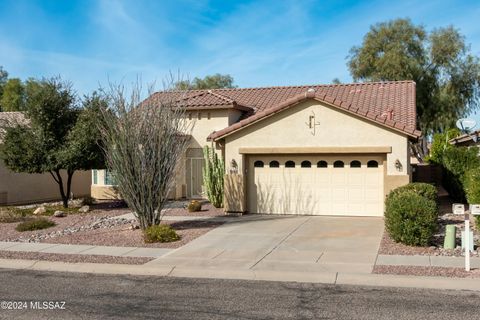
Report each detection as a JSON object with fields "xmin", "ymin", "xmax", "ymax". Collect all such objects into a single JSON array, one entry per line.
[{"xmin": 1, "ymin": 258, "xmax": 480, "ymax": 291}]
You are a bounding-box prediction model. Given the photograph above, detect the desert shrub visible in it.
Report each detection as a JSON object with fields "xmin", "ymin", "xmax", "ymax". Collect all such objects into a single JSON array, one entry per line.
[
  {"xmin": 187, "ymin": 200, "xmax": 202, "ymax": 212},
  {"xmin": 81, "ymin": 196, "xmax": 95, "ymax": 206},
  {"xmin": 387, "ymin": 182, "xmax": 437, "ymax": 203},
  {"xmin": 0, "ymin": 208, "xmax": 29, "ymax": 223},
  {"xmin": 441, "ymin": 146, "xmax": 480, "ymax": 202},
  {"xmin": 144, "ymin": 224, "xmax": 180, "ymax": 243},
  {"xmin": 385, "ymin": 191, "xmax": 438, "ymax": 246},
  {"xmin": 15, "ymin": 218, "xmax": 56, "ymax": 232}
]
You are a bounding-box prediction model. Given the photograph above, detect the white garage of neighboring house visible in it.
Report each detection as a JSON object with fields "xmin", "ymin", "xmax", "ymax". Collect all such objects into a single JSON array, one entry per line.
[
  {"xmin": 93, "ymin": 81, "xmax": 420, "ymax": 217},
  {"xmin": 0, "ymin": 112, "xmax": 91, "ymax": 206}
]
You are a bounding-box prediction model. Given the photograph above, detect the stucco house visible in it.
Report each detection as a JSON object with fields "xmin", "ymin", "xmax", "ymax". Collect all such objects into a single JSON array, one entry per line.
[
  {"xmin": 0, "ymin": 112, "xmax": 91, "ymax": 205},
  {"xmin": 92, "ymin": 81, "xmax": 420, "ymax": 216}
]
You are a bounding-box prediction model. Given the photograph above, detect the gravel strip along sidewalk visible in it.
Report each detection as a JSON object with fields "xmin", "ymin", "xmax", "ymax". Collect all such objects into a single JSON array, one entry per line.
[
  {"xmin": 373, "ymin": 265, "xmax": 480, "ymax": 278},
  {"xmin": 0, "ymin": 250, "xmax": 152, "ymax": 265}
]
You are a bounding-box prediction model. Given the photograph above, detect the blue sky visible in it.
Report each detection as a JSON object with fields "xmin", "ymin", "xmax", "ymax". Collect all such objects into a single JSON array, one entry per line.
[{"xmin": 0, "ymin": 0, "xmax": 480, "ymax": 120}]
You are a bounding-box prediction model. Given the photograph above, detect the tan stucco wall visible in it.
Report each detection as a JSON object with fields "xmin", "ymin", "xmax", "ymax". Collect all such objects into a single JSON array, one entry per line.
[
  {"xmin": 91, "ymin": 185, "xmax": 120, "ymax": 200},
  {"xmin": 0, "ymin": 160, "xmax": 91, "ymax": 205},
  {"xmin": 185, "ymin": 109, "xmax": 242, "ymax": 149},
  {"xmin": 224, "ymin": 100, "xmax": 410, "ymax": 176}
]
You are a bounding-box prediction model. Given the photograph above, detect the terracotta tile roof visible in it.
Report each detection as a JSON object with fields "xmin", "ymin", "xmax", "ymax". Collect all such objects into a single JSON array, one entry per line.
[
  {"xmin": 149, "ymin": 90, "xmax": 252, "ymax": 112},
  {"xmin": 150, "ymin": 81, "xmax": 419, "ymax": 139}
]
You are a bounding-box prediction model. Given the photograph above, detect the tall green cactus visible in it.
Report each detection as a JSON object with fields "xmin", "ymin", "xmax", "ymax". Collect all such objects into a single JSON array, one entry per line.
[{"xmin": 203, "ymin": 146, "xmax": 225, "ymax": 208}]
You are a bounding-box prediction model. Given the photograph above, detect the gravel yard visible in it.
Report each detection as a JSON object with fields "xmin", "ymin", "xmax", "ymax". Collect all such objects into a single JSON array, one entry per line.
[
  {"xmin": 373, "ymin": 265, "xmax": 480, "ymax": 278},
  {"xmin": 0, "ymin": 251, "xmax": 152, "ymax": 265},
  {"xmin": 0, "ymin": 200, "xmax": 224, "ymax": 248},
  {"xmin": 161, "ymin": 201, "xmax": 225, "ymax": 217},
  {"xmin": 42, "ymin": 220, "xmax": 223, "ymax": 248}
]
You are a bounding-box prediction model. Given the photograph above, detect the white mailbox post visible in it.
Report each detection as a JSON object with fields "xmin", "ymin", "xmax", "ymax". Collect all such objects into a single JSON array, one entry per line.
[{"xmin": 453, "ymin": 204, "xmax": 470, "ymax": 271}]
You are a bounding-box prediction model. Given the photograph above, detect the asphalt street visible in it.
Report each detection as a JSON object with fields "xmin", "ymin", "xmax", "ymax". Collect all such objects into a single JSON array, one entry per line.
[{"xmin": 0, "ymin": 269, "xmax": 479, "ymax": 320}]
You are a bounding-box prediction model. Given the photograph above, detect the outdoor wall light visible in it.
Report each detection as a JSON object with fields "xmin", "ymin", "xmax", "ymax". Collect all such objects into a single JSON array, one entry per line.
[
  {"xmin": 230, "ymin": 159, "xmax": 238, "ymax": 174},
  {"xmin": 394, "ymin": 159, "xmax": 402, "ymax": 171}
]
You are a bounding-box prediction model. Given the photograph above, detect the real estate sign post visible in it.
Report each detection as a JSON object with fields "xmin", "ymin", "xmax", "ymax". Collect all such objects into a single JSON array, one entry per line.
[{"xmin": 453, "ymin": 204, "xmax": 470, "ymax": 271}]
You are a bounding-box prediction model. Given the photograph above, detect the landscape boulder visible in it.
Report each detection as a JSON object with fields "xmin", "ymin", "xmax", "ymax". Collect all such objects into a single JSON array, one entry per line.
[
  {"xmin": 33, "ymin": 206, "xmax": 46, "ymax": 215},
  {"xmin": 53, "ymin": 210, "xmax": 66, "ymax": 218},
  {"xmin": 78, "ymin": 205, "xmax": 90, "ymax": 213}
]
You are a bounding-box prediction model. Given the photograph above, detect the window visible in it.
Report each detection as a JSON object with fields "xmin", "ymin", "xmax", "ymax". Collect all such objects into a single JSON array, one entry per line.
[
  {"xmin": 254, "ymin": 160, "xmax": 264, "ymax": 168},
  {"xmin": 285, "ymin": 161, "xmax": 295, "ymax": 168},
  {"xmin": 207, "ymin": 112, "xmax": 211, "ymax": 120},
  {"xmin": 301, "ymin": 160, "xmax": 311, "ymax": 168},
  {"xmin": 93, "ymin": 170, "xmax": 98, "ymax": 185},
  {"xmin": 317, "ymin": 160, "xmax": 328, "ymax": 168},
  {"xmin": 333, "ymin": 160, "xmax": 344, "ymax": 168},
  {"xmin": 269, "ymin": 160, "xmax": 280, "ymax": 168},
  {"xmin": 350, "ymin": 160, "xmax": 361, "ymax": 168},
  {"xmin": 367, "ymin": 160, "xmax": 379, "ymax": 168},
  {"xmin": 105, "ymin": 170, "xmax": 117, "ymax": 185},
  {"xmin": 197, "ymin": 112, "xmax": 202, "ymax": 120}
]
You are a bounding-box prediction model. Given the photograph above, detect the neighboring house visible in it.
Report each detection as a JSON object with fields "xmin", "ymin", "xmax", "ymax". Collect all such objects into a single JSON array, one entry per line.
[
  {"xmin": 92, "ymin": 81, "xmax": 420, "ymax": 217},
  {"xmin": 0, "ymin": 112, "xmax": 91, "ymax": 205},
  {"xmin": 449, "ymin": 130, "xmax": 480, "ymax": 147}
]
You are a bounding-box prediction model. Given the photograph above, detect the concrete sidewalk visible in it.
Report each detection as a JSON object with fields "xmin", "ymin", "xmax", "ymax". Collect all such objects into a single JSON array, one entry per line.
[
  {"xmin": 0, "ymin": 241, "xmax": 171, "ymax": 258},
  {"xmin": 1, "ymin": 258, "xmax": 480, "ymax": 292}
]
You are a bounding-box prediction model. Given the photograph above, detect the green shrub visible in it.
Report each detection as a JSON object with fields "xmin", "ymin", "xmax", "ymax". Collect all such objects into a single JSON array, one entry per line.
[
  {"xmin": 387, "ymin": 183, "xmax": 438, "ymax": 203},
  {"xmin": 385, "ymin": 191, "xmax": 438, "ymax": 246},
  {"xmin": 425, "ymin": 129, "xmax": 460, "ymax": 164},
  {"xmin": 463, "ymin": 168, "xmax": 480, "ymax": 230},
  {"xmin": 15, "ymin": 218, "xmax": 56, "ymax": 232},
  {"xmin": 187, "ymin": 200, "xmax": 202, "ymax": 212},
  {"xmin": 441, "ymin": 146, "xmax": 480, "ymax": 202},
  {"xmin": 144, "ymin": 224, "xmax": 180, "ymax": 243}
]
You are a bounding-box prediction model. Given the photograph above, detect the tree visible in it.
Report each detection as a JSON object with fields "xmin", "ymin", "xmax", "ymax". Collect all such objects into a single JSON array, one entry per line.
[
  {"xmin": 348, "ymin": 19, "xmax": 480, "ymax": 146},
  {"xmin": 0, "ymin": 77, "xmax": 106, "ymax": 207},
  {"xmin": 331, "ymin": 78, "xmax": 342, "ymax": 84},
  {"xmin": 0, "ymin": 78, "xmax": 25, "ymax": 111},
  {"xmin": 0, "ymin": 66, "xmax": 8, "ymax": 110},
  {"xmin": 98, "ymin": 83, "xmax": 192, "ymax": 229},
  {"xmin": 174, "ymin": 73, "xmax": 236, "ymax": 90}
]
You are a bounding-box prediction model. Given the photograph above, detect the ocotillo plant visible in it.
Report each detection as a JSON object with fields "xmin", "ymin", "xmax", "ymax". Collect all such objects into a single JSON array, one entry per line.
[{"xmin": 203, "ymin": 146, "xmax": 225, "ymax": 208}]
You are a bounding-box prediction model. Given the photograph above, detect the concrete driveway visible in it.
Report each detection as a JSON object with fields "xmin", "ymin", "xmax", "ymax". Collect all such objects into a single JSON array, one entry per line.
[{"xmin": 148, "ymin": 215, "xmax": 384, "ymax": 275}]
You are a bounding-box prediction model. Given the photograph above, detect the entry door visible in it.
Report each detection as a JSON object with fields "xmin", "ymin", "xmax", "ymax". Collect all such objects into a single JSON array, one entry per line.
[{"xmin": 187, "ymin": 158, "xmax": 205, "ymax": 198}]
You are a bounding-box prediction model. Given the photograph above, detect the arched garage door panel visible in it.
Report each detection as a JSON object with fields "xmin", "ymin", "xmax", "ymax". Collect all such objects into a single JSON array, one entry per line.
[{"xmin": 247, "ymin": 155, "xmax": 384, "ymax": 216}]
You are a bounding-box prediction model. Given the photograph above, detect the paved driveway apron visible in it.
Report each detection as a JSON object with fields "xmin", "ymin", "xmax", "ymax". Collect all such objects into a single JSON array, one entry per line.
[{"xmin": 148, "ymin": 215, "xmax": 384, "ymax": 274}]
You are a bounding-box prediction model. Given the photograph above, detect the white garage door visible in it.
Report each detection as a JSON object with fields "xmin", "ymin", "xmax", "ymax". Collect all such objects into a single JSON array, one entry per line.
[{"xmin": 247, "ymin": 155, "xmax": 384, "ymax": 216}]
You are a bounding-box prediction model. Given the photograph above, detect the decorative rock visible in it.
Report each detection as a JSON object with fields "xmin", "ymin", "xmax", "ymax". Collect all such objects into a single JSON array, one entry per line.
[
  {"xmin": 33, "ymin": 206, "xmax": 46, "ymax": 215},
  {"xmin": 53, "ymin": 210, "xmax": 66, "ymax": 217},
  {"xmin": 78, "ymin": 205, "xmax": 90, "ymax": 213}
]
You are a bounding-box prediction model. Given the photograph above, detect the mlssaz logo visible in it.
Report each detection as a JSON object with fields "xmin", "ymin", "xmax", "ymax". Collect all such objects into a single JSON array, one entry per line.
[{"xmin": 30, "ymin": 301, "xmax": 66, "ymax": 310}]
